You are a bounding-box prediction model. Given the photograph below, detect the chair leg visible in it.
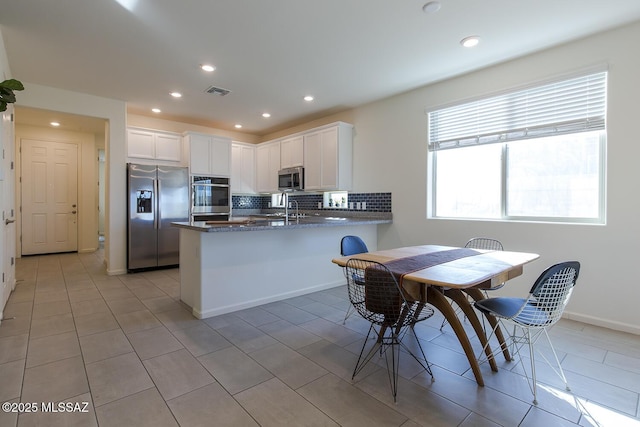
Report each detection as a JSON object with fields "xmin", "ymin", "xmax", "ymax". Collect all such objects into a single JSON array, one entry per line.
[
  {"xmin": 343, "ymin": 304, "xmax": 354, "ymax": 324},
  {"xmin": 526, "ymin": 329, "xmax": 539, "ymax": 405},
  {"xmin": 541, "ymin": 328, "xmax": 571, "ymax": 391}
]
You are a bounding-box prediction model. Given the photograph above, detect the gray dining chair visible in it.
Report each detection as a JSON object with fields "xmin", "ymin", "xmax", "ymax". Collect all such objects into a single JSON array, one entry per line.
[
  {"xmin": 474, "ymin": 261, "xmax": 580, "ymax": 405},
  {"xmin": 345, "ymin": 258, "xmax": 434, "ymax": 402}
]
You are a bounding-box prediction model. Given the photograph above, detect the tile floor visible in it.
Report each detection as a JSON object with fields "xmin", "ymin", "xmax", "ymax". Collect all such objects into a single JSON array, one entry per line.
[{"xmin": 0, "ymin": 248, "xmax": 639, "ymax": 426}]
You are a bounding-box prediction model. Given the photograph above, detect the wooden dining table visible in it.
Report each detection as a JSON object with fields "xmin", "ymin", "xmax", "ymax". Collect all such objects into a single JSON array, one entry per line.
[{"xmin": 332, "ymin": 244, "xmax": 539, "ymax": 386}]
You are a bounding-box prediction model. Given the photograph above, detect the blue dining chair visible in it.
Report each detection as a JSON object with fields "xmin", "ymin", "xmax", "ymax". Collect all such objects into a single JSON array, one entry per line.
[
  {"xmin": 340, "ymin": 235, "xmax": 369, "ymax": 324},
  {"xmin": 474, "ymin": 261, "xmax": 580, "ymax": 405}
]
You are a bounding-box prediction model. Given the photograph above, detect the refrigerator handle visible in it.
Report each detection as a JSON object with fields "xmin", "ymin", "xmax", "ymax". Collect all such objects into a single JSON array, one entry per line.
[{"xmin": 154, "ymin": 178, "xmax": 159, "ymax": 229}]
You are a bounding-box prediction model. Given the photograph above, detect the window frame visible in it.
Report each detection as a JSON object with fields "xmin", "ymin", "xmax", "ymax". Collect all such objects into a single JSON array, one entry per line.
[{"xmin": 427, "ymin": 71, "xmax": 607, "ymax": 225}]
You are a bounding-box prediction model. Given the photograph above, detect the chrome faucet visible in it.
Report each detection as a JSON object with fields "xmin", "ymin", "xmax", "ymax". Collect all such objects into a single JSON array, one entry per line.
[{"xmin": 280, "ymin": 191, "xmax": 289, "ymax": 221}]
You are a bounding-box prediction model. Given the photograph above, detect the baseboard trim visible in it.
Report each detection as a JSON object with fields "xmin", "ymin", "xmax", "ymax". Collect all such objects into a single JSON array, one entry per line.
[{"xmin": 563, "ymin": 310, "xmax": 640, "ymax": 336}]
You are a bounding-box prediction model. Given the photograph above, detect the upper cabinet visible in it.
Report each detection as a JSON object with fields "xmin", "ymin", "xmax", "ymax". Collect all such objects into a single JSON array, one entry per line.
[
  {"xmin": 231, "ymin": 142, "xmax": 256, "ymax": 194},
  {"xmin": 256, "ymin": 140, "xmax": 281, "ymax": 193},
  {"xmin": 185, "ymin": 132, "xmax": 232, "ymax": 177},
  {"xmin": 280, "ymin": 135, "xmax": 304, "ymax": 168},
  {"xmin": 303, "ymin": 122, "xmax": 353, "ymax": 191},
  {"xmin": 127, "ymin": 127, "xmax": 182, "ymax": 163}
]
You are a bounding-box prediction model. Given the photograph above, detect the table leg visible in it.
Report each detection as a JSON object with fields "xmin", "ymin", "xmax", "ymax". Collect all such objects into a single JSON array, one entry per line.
[
  {"xmin": 464, "ymin": 288, "xmax": 512, "ymax": 361},
  {"xmin": 443, "ymin": 289, "xmax": 498, "ymax": 372},
  {"xmin": 427, "ymin": 287, "xmax": 484, "ymax": 386}
]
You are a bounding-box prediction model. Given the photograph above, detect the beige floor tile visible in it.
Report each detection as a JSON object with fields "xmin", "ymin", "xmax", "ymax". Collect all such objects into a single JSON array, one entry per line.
[
  {"xmin": 170, "ymin": 323, "xmax": 232, "ymax": 357},
  {"xmin": 96, "ymin": 388, "xmax": 177, "ymax": 427},
  {"xmin": 261, "ymin": 301, "xmax": 318, "ymax": 324},
  {"xmin": 249, "ymin": 342, "xmax": 328, "ymax": 389},
  {"xmin": 299, "ymin": 317, "xmax": 364, "ymax": 347},
  {"xmin": 198, "ymin": 346, "xmax": 273, "ymax": 395},
  {"xmin": 130, "ymin": 285, "xmax": 168, "ymax": 300},
  {"xmin": 86, "ymin": 352, "xmax": 154, "ymax": 407},
  {"xmin": 33, "ymin": 290, "xmax": 69, "ymax": 304},
  {"xmin": 167, "ymin": 382, "xmax": 259, "ymax": 427},
  {"xmin": 26, "ymin": 331, "xmax": 81, "ymax": 368},
  {"xmin": 114, "ymin": 309, "xmax": 162, "ymax": 334},
  {"xmin": 258, "ymin": 319, "xmax": 323, "ymax": 350},
  {"xmin": 106, "ymin": 296, "xmax": 147, "ymax": 314},
  {"xmin": 235, "ymin": 378, "xmax": 340, "ymax": 427},
  {"xmin": 357, "ymin": 368, "xmax": 472, "ymax": 427},
  {"xmin": 70, "ymin": 298, "xmax": 110, "ymax": 317},
  {"xmin": 31, "ymin": 300, "xmax": 71, "ymax": 319},
  {"xmin": 0, "ymin": 334, "xmax": 28, "ymax": 364},
  {"xmin": 0, "ymin": 397, "xmax": 18, "ymax": 427},
  {"xmin": 22, "ymin": 356, "xmax": 89, "ymax": 403},
  {"xmin": 298, "ymin": 339, "xmax": 378, "ymax": 381},
  {"xmin": 458, "ymin": 413, "xmax": 502, "ymax": 427},
  {"xmin": 216, "ymin": 320, "xmax": 278, "ymax": 353},
  {"xmin": 0, "ymin": 359, "xmax": 25, "ymax": 402},
  {"xmin": 0, "ymin": 315, "xmax": 31, "ymax": 338},
  {"xmin": 79, "ymin": 329, "xmax": 134, "ymax": 364},
  {"xmin": 99, "ymin": 287, "xmax": 135, "ymax": 301},
  {"xmin": 411, "ymin": 366, "xmax": 531, "ymax": 426},
  {"xmin": 143, "ymin": 349, "xmax": 215, "ymax": 400},
  {"xmin": 17, "ymin": 392, "xmax": 98, "ymax": 427},
  {"xmin": 3, "ymin": 300, "xmax": 33, "ymax": 318},
  {"xmin": 141, "ymin": 295, "xmax": 183, "ymax": 313},
  {"xmin": 74, "ymin": 311, "xmax": 120, "ymax": 337},
  {"xmin": 233, "ymin": 307, "xmax": 281, "ymax": 326},
  {"xmin": 29, "ymin": 312, "xmax": 75, "ymax": 339},
  {"xmin": 67, "ymin": 287, "xmax": 103, "ymax": 303},
  {"xmin": 127, "ymin": 326, "xmax": 183, "ymax": 360},
  {"xmin": 297, "ymin": 374, "xmax": 408, "ymax": 427},
  {"xmin": 154, "ymin": 307, "xmax": 202, "ymax": 331}
]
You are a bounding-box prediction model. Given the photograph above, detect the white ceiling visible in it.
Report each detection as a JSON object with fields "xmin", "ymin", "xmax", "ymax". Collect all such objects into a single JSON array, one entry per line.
[{"xmin": 2, "ymin": 0, "xmax": 640, "ymax": 136}]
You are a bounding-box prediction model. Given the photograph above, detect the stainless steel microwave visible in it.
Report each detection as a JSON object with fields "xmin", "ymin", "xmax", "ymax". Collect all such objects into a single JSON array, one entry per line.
[{"xmin": 278, "ymin": 167, "xmax": 304, "ymax": 191}]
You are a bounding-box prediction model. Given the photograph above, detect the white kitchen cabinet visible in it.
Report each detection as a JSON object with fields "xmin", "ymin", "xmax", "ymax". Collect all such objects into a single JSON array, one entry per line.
[
  {"xmin": 256, "ymin": 140, "xmax": 281, "ymax": 193},
  {"xmin": 231, "ymin": 142, "xmax": 256, "ymax": 194},
  {"xmin": 127, "ymin": 128, "xmax": 182, "ymax": 162},
  {"xmin": 303, "ymin": 122, "xmax": 353, "ymax": 190},
  {"xmin": 280, "ymin": 135, "xmax": 304, "ymax": 168},
  {"xmin": 185, "ymin": 132, "xmax": 232, "ymax": 177}
]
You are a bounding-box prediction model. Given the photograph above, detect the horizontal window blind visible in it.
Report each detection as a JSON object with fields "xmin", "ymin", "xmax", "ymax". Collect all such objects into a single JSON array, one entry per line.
[{"xmin": 428, "ymin": 72, "xmax": 607, "ymax": 151}]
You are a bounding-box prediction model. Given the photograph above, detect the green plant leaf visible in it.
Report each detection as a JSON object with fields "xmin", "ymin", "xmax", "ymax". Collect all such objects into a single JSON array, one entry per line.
[
  {"xmin": 0, "ymin": 79, "xmax": 24, "ymax": 91},
  {"xmin": 0, "ymin": 90, "xmax": 16, "ymax": 103},
  {"xmin": 0, "ymin": 101, "xmax": 7, "ymax": 112}
]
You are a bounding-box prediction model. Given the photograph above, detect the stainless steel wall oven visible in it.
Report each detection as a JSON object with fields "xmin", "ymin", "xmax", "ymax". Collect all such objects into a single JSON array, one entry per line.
[{"xmin": 191, "ymin": 176, "xmax": 231, "ymax": 221}]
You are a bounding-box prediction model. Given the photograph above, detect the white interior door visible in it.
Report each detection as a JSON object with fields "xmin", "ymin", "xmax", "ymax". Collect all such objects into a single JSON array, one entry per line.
[
  {"xmin": 1, "ymin": 106, "xmax": 16, "ymax": 309},
  {"xmin": 21, "ymin": 139, "xmax": 78, "ymax": 255}
]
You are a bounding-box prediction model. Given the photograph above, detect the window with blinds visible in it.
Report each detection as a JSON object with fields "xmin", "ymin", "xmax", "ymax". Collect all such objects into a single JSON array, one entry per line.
[{"xmin": 428, "ymin": 71, "xmax": 607, "ymax": 223}]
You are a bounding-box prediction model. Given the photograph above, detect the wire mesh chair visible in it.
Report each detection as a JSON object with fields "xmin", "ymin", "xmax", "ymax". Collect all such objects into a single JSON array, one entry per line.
[
  {"xmin": 345, "ymin": 258, "xmax": 434, "ymax": 401},
  {"xmin": 340, "ymin": 236, "xmax": 369, "ymax": 324},
  {"xmin": 474, "ymin": 261, "xmax": 580, "ymax": 405},
  {"xmin": 440, "ymin": 237, "xmax": 504, "ymax": 330}
]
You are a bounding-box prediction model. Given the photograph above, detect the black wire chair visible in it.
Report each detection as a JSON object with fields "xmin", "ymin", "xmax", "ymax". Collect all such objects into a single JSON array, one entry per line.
[
  {"xmin": 475, "ymin": 261, "xmax": 580, "ymax": 405},
  {"xmin": 345, "ymin": 258, "xmax": 434, "ymax": 401}
]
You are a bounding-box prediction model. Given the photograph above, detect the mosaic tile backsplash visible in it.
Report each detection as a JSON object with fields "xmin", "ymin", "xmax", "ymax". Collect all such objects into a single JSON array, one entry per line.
[{"xmin": 232, "ymin": 192, "xmax": 392, "ymax": 213}]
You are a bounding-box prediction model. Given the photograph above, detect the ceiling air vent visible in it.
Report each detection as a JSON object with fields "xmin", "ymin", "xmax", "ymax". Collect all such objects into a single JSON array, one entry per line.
[{"xmin": 205, "ymin": 86, "xmax": 231, "ymax": 96}]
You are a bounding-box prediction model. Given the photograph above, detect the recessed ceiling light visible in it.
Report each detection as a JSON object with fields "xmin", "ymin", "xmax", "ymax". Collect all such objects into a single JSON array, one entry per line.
[
  {"xmin": 200, "ymin": 64, "xmax": 215, "ymax": 72},
  {"xmin": 262, "ymin": 112, "xmax": 271, "ymax": 118},
  {"xmin": 422, "ymin": 1, "xmax": 441, "ymax": 14},
  {"xmin": 151, "ymin": 108, "xmax": 161, "ymax": 113},
  {"xmin": 170, "ymin": 92, "xmax": 182, "ymax": 98},
  {"xmin": 460, "ymin": 36, "xmax": 480, "ymax": 48},
  {"xmin": 303, "ymin": 95, "xmax": 314, "ymax": 102},
  {"xmin": 234, "ymin": 124, "xmax": 242, "ymax": 129},
  {"xmin": 50, "ymin": 121, "xmax": 60, "ymax": 127}
]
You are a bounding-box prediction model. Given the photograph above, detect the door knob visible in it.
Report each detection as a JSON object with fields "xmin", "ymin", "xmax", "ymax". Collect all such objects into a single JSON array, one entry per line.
[
  {"xmin": 70, "ymin": 211, "xmax": 77, "ymax": 214},
  {"xmin": 4, "ymin": 219, "xmax": 15, "ymax": 225}
]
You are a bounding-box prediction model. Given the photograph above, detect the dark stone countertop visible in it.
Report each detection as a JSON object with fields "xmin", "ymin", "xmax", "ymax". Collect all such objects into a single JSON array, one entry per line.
[{"xmin": 172, "ymin": 214, "xmax": 391, "ymax": 233}]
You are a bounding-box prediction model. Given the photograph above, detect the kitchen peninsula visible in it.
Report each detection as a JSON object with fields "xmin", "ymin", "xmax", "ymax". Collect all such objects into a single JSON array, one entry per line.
[{"xmin": 173, "ymin": 215, "xmax": 391, "ymax": 319}]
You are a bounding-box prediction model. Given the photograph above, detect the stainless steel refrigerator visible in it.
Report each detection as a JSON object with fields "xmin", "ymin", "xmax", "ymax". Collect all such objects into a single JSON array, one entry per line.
[{"xmin": 127, "ymin": 163, "xmax": 189, "ymax": 271}]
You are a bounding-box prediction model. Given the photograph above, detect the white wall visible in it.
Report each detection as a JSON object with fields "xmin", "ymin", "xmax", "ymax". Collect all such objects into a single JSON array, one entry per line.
[
  {"xmin": 17, "ymin": 84, "xmax": 128, "ymax": 275},
  {"xmin": 345, "ymin": 21, "xmax": 640, "ymax": 334}
]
